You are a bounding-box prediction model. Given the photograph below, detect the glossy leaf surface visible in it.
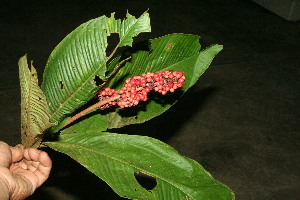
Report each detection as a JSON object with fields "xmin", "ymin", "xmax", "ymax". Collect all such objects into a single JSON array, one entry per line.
[
  {"xmin": 41, "ymin": 12, "xmax": 150, "ymax": 124},
  {"xmin": 45, "ymin": 130, "xmax": 234, "ymax": 200},
  {"xmin": 102, "ymin": 34, "xmax": 222, "ymax": 129}
]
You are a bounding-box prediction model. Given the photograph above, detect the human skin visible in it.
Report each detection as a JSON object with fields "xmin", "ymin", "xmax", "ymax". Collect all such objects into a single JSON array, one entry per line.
[{"xmin": 0, "ymin": 141, "xmax": 52, "ymax": 200}]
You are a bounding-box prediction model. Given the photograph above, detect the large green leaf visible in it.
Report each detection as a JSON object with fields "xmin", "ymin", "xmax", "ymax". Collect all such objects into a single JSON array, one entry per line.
[
  {"xmin": 19, "ymin": 55, "xmax": 53, "ymax": 148},
  {"xmin": 41, "ymin": 12, "xmax": 150, "ymax": 124},
  {"xmin": 45, "ymin": 131, "xmax": 234, "ymax": 200},
  {"xmin": 104, "ymin": 35, "xmax": 222, "ymax": 128}
]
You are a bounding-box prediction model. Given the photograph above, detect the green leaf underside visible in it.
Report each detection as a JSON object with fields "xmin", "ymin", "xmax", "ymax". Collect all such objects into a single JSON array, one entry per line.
[
  {"xmin": 19, "ymin": 55, "xmax": 53, "ymax": 148},
  {"xmin": 45, "ymin": 131, "xmax": 234, "ymax": 200},
  {"xmin": 104, "ymin": 35, "xmax": 223, "ymax": 129},
  {"xmin": 41, "ymin": 12, "xmax": 151, "ymax": 124}
]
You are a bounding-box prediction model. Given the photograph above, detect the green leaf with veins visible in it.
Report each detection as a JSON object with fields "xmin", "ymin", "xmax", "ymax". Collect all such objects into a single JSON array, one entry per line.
[
  {"xmin": 104, "ymin": 34, "xmax": 222, "ymax": 129},
  {"xmin": 41, "ymin": 11, "xmax": 150, "ymax": 125},
  {"xmin": 54, "ymin": 34, "xmax": 222, "ymax": 131},
  {"xmin": 19, "ymin": 55, "xmax": 53, "ymax": 148},
  {"xmin": 45, "ymin": 130, "xmax": 234, "ymax": 200}
]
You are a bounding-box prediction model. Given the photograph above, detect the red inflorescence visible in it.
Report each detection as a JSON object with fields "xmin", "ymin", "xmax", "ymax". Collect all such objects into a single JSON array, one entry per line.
[
  {"xmin": 98, "ymin": 70, "xmax": 185, "ymax": 109},
  {"xmin": 97, "ymin": 87, "xmax": 118, "ymax": 110}
]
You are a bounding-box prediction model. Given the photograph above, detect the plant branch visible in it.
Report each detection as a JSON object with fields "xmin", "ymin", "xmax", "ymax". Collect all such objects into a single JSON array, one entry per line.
[
  {"xmin": 63, "ymin": 85, "xmax": 148, "ymax": 129},
  {"xmin": 63, "ymin": 95, "xmax": 120, "ymax": 128}
]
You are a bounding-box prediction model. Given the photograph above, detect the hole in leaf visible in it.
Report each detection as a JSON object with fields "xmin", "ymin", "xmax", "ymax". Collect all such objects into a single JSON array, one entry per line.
[
  {"xmin": 94, "ymin": 75, "xmax": 104, "ymax": 87},
  {"xmin": 134, "ymin": 172, "xmax": 157, "ymax": 191},
  {"xmin": 59, "ymin": 81, "xmax": 64, "ymax": 89},
  {"xmin": 121, "ymin": 40, "xmax": 150, "ymax": 59},
  {"xmin": 106, "ymin": 33, "xmax": 119, "ymax": 57}
]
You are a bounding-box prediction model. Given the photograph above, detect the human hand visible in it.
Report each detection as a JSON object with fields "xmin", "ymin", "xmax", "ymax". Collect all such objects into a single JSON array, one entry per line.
[{"xmin": 0, "ymin": 141, "xmax": 52, "ymax": 200}]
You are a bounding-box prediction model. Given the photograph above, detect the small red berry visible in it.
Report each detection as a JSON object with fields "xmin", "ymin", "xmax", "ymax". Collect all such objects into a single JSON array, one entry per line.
[{"xmin": 168, "ymin": 82, "xmax": 174, "ymax": 89}]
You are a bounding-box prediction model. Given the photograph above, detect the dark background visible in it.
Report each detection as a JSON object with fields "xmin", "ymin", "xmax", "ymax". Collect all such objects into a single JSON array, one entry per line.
[{"xmin": 0, "ymin": 0, "xmax": 299, "ymax": 199}]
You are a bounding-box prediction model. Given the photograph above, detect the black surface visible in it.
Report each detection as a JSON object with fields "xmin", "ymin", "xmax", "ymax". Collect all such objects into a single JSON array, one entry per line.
[{"xmin": 0, "ymin": 0, "xmax": 299, "ymax": 199}]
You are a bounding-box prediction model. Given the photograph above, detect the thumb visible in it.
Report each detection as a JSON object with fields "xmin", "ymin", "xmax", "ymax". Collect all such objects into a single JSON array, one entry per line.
[
  {"xmin": 10, "ymin": 144, "xmax": 24, "ymax": 163},
  {"xmin": 0, "ymin": 141, "xmax": 12, "ymax": 168}
]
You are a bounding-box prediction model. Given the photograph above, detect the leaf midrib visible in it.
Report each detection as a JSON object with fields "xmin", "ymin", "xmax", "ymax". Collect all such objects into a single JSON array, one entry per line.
[
  {"xmin": 26, "ymin": 66, "xmax": 33, "ymax": 138},
  {"xmin": 49, "ymin": 59, "xmax": 106, "ymax": 122}
]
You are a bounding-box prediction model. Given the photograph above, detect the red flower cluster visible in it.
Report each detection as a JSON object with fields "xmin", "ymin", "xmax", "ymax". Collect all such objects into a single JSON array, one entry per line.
[
  {"xmin": 98, "ymin": 88, "xmax": 119, "ymax": 110},
  {"xmin": 98, "ymin": 70, "xmax": 185, "ymax": 109}
]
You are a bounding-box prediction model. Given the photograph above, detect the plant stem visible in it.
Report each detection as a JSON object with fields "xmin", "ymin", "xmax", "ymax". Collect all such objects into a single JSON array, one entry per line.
[
  {"xmin": 63, "ymin": 95, "xmax": 120, "ymax": 128},
  {"xmin": 63, "ymin": 85, "xmax": 147, "ymax": 129}
]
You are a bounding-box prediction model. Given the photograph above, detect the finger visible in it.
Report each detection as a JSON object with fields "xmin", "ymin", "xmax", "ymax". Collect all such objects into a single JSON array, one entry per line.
[
  {"xmin": 25, "ymin": 148, "xmax": 52, "ymax": 168},
  {"xmin": 10, "ymin": 144, "xmax": 24, "ymax": 163},
  {"xmin": 38, "ymin": 151, "xmax": 52, "ymax": 168},
  {"xmin": 27, "ymin": 163, "xmax": 38, "ymax": 172},
  {"xmin": 36, "ymin": 151, "xmax": 52, "ymax": 181},
  {"xmin": 24, "ymin": 148, "xmax": 41, "ymax": 162},
  {"xmin": 0, "ymin": 141, "xmax": 12, "ymax": 167},
  {"xmin": 25, "ymin": 160, "xmax": 39, "ymax": 169},
  {"xmin": 15, "ymin": 161, "xmax": 28, "ymax": 170},
  {"xmin": 24, "ymin": 149, "xmax": 52, "ymax": 174},
  {"xmin": 26, "ymin": 150, "xmax": 52, "ymax": 187},
  {"xmin": 23, "ymin": 148, "xmax": 30, "ymax": 161},
  {"xmin": 35, "ymin": 156, "xmax": 52, "ymax": 187}
]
